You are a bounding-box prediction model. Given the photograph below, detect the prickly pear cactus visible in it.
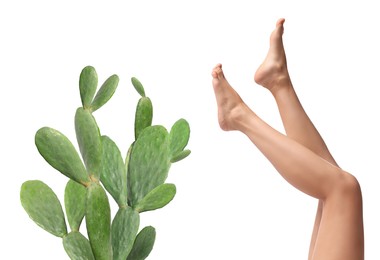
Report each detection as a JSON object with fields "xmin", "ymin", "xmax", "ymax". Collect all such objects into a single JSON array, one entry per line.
[{"xmin": 20, "ymin": 66, "xmax": 191, "ymax": 259}]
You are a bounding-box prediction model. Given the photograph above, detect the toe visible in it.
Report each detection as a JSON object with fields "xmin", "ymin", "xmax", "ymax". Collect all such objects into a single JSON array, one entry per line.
[
  {"xmin": 214, "ymin": 63, "xmax": 222, "ymax": 69},
  {"xmin": 275, "ymin": 18, "xmax": 285, "ymax": 35},
  {"xmin": 212, "ymin": 64, "xmax": 225, "ymax": 80},
  {"xmin": 212, "ymin": 64, "xmax": 220, "ymax": 78},
  {"xmin": 217, "ymin": 68, "xmax": 225, "ymax": 80},
  {"xmin": 270, "ymin": 20, "xmax": 285, "ymax": 43},
  {"xmin": 276, "ymin": 18, "xmax": 285, "ymax": 27}
]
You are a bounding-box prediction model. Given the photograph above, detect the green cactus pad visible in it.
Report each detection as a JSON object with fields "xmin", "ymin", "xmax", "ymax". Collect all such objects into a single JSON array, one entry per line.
[
  {"xmin": 169, "ymin": 118, "xmax": 190, "ymax": 158},
  {"xmin": 35, "ymin": 127, "xmax": 89, "ymax": 185},
  {"xmin": 111, "ymin": 207, "xmax": 140, "ymax": 260},
  {"xmin": 64, "ymin": 180, "xmax": 87, "ymax": 231},
  {"xmin": 126, "ymin": 226, "xmax": 156, "ymax": 260},
  {"xmin": 134, "ymin": 97, "xmax": 153, "ymax": 140},
  {"xmin": 134, "ymin": 183, "xmax": 176, "ymax": 213},
  {"xmin": 63, "ymin": 231, "xmax": 95, "ymax": 260},
  {"xmin": 75, "ymin": 107, "xmax": 102, "ymax": 179},
  {"xmin": 20, "ymin": 180, "xmax": 67, "ymax": 237},
  {"xmin": 79, "ymin": 66, "xmax": 98, "ymax": 109},
  {"xmin": 125, "ymin": 142, "xmax": 134, "ymax": 171},
  {"xmin": 131, "ymin": 77, "xmax": 145, "ymax": 97},
  {"xmin": 128, "ymin": 125, "xmax": 171, "ymax": 206},
  {"xmin": 91, "ymin": 74, "xmax": 119, "ymax": 112},
  {"xmin": 100, "ymin": 135, "xmax": 127, "ymax": 206},
  {"xmin": 171, "ymin": 149, "xmax": 191, "ymax": 163},
  {"xmin": 86, "ymin": 183, "xmax": 112, "ymax": 260}
]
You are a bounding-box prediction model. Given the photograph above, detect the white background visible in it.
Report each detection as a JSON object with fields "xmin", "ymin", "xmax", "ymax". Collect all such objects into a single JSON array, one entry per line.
[{"xmin": 1, "ymin": 0, "xmax": 379, "ymax": 259}]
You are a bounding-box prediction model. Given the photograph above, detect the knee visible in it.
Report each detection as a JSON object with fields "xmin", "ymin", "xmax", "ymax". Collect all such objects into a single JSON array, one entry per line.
[{"xmin": 335, "ymin": 171, "xmax": 362, "ymax": 198}]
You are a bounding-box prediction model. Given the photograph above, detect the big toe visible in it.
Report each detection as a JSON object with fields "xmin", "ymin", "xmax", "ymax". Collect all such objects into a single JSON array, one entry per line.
[
  {"xmin": 276, "ymin": 18, "xmax": 285, "ymax": 28},
  {"xmin": 271, "ymin": 19, "xmax": 285, "ymax": 39},
  {"xmin": 212, "ymin": 64, "xmax": 225, "ymax": 79}
]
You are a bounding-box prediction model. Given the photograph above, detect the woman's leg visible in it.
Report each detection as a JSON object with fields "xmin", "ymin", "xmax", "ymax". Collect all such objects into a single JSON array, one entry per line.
[
  {"xmin": 211, "ymin": 64, "xmax": 364, "ymax": 259},
  {"xmin": 254, "ymin": 19, "xmax": 339, "ymax": 259},
  {"xmin": 254, "ymin": 18, "xmax": 337, "ymax": 164}
]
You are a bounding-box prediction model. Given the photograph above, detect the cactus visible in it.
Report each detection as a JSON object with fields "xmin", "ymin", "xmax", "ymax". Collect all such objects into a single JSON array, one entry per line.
[
  {"xmin": 100, "ymin": 135, "xmax": 128, "ymax": 207},
  {"xmin": 75, "ymin": 107, "xmax": 102, "ymax": 180},
  {"xmin": 63, "ymin": 231, "xmax": 95, "ymax": 260},
  {"xmin": 35, "ymin": 127, "xmax": 90, "ymax": 186},
  {"xmin": 127, "ymin": 226, "xmax": 156, "ymax": 260},
  {"xmin": 91, "ymin": 74, "xmax": 119, "ymax": 112},
  {"xmin": 79, "ymin": 66, "xmax": 98, "ymax": 110},
  {"xmin": 169, "ymin": 118, "xmax": 191, "ymax": 160},
  {"xmin": 86, "ymin": 182, "xmax": 112, "ymax": 260},
  {"xmin": 21, "ymin": 180, "xmax": 67, "ymax": 237},
  {"xmin": 64, "ymin": 180, "xmax": 86, "ymax": 231},
  {"xmin": 20, "ymin": 66, "xmax": 191, "ymax": 259},
  {"xmin": 127, "ymin": 125, "xmax": 172, "ymax": 206},
  {"xmin": 134, "ymin": 183, "xmax": 176, "ymax": 213},
  {"xmin": 111, "ymin": 207, "xmax": 140, "ymax": 260}
]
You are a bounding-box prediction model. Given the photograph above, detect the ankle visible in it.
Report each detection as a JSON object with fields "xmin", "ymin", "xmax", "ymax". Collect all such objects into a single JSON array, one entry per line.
[
  {"xmin": 269, "ymin": 76, "xmax": 293, "ymax": 96},
  {"xmin": 228, "ymin": 103, "xmax": 252, "ymax": 130}
]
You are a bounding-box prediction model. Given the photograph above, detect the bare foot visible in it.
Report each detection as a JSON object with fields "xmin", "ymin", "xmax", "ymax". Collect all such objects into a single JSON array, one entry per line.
[
  {"xmin": 254, "ymin": 18, "xmax": 291, "ymax": 93},
  {"xmin": 211, "ymin": 64, "xmax": 247, "ymax": 131}
]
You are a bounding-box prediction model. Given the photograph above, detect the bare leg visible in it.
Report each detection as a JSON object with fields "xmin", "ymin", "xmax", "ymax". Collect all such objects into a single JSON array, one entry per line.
[
  {"xmin": 211, "ymin": 64, "xmax": 364, "ymax": 259},
  {"xmin": 254, "ymin": 18, "xmax": 339, "ymax": 259},
  {"xmin": 254, "ymin": 19, "xmax": 337, "ymax": 165}
]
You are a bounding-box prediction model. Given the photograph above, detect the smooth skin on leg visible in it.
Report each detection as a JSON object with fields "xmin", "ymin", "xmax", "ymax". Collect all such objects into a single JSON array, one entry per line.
[
  {"xmin": 255, "ymin": 18, "xmax": 339, "ymax": 259},
  {"xmin": 211, "ymin": 19, "xmax": 364, "ymax": 260}
]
